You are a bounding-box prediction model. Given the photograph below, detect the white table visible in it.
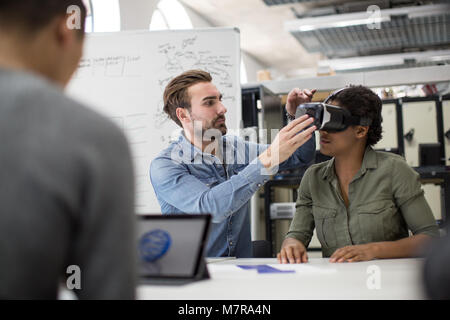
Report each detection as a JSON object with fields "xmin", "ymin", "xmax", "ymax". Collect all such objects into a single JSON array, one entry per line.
[{"xmin": 138, "ymin": 258, "xmax": 427, "ymax": 300}]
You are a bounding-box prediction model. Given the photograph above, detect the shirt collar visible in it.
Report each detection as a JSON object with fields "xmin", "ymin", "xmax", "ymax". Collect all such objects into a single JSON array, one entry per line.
[
  {"xmin": 353, "ymin": 146, "xmax": 378, "ymax": 181},
  {"xmin": 178, "ymin": 132, "xmax": 202, "ymax": 162},
  {"xmin": 362, "ymin": 146, "xmax": 378, "ymax": 170},
  {"xmin": 177, "ymin": 131, "xmax": 230, "ymax": 164},
  {"xmin": 322, "ymin": 157, "xmax": 336, "ymax": 181},
  {"xmin": 322, "ymin": 146, "xmax": 378, "ymax": 181}
]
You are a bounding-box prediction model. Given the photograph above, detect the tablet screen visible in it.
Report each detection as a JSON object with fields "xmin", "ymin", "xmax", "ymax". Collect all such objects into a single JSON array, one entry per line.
[{"xmin": 137, "ymin": 216, "xmax": 208, "ymax": 278}]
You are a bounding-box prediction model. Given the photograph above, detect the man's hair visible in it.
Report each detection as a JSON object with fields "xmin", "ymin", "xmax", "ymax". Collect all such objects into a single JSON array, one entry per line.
[
  {"xmin": 0, "ymin": 0, "xmax": 87, "ymax": 36},
  {"xmin": 163, "ymin": 69, "xmax": 212, "ymax": 127},
  {"xmin": 329, "ymin": 85, "xmax": 383, "ymax": 147}
]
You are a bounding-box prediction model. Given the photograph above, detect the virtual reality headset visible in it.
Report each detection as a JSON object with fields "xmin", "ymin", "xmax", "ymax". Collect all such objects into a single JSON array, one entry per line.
[{"xmin": 295, "ymin": 102, "xmax": 372, "ymax": 132}]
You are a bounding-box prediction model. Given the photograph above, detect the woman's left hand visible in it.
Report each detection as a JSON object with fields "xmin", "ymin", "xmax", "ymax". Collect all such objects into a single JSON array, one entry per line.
[{"xmin": 329, "ymin": 243, "xmax": 378, "ymax": 263}]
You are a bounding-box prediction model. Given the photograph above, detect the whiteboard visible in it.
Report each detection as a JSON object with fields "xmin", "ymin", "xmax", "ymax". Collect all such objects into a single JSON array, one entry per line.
[{"xmin": 67, "ymin": 28, "xmax": 241, "ymax": 213}]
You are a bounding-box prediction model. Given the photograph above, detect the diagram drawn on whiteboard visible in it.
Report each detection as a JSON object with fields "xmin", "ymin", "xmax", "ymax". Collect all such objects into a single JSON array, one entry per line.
[
  {"xmin": 74, "ymin": 55, "xmax": 143, "ymax": 79},
  {"xmin": 153, "ymin": 35, "xmax": 236, "ymax": 145}
]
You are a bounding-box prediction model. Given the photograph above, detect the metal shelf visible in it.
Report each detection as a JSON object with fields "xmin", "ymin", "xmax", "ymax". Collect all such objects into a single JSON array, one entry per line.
[{"xmin": 248, "ymin": 65, "xmax": 450, "ymax": 94}]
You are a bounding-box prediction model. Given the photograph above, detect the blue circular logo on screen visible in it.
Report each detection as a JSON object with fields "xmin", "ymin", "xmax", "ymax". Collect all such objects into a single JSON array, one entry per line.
[{"xmin": 139, "ymin": 229, "xmax": 172, "ymax": 262}]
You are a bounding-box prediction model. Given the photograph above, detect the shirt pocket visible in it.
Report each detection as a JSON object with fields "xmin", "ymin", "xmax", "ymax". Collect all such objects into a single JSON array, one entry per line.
[
  {"xmin": 357, "ymin": 200, "xmax": 399, "ymax": 243},
  {"xmin": 312, "ymin": 206, "xmax": 338, "ymax": 248}
]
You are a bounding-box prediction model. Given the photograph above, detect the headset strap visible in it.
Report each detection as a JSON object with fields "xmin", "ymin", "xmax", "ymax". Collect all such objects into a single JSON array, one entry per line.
[
  {"xmin": 325, "ymin": 88, "xmax": 373, "ymax": 127},
  {"xmin": 346, "ymin": 115, "xmax": 372, "ymax": 126},
  {"xmin": 323, "ymin": 87, "xmax": 348, "ymax": 103}
]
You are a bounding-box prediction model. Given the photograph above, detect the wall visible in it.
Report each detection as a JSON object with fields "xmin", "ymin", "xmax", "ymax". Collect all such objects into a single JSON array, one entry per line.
[{"xmin": 242, "ymin": 51, "xmax": 268, "ymax": 84}]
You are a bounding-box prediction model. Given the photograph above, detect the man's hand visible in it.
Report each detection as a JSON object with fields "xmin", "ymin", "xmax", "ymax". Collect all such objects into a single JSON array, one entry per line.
[
  {"xmin": 258, "ymin": 115, "xmax": 316, "ymax": 170},
  {"xmin": 329, "ymin": 244, "xmax": 378, "ymax": 263},
  {"xmin": 286, "ymin": 88, "xmax": 316, "ymax": 117},
  {"xmin": 277, "ymin": 238, "xmax": 308, "ymax": 264}
]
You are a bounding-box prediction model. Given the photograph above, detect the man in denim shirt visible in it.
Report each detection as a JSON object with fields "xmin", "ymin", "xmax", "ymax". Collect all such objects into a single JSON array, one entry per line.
[{"xmin": 150, "ymin": 70, "xmax": 316, "ymax": 257}]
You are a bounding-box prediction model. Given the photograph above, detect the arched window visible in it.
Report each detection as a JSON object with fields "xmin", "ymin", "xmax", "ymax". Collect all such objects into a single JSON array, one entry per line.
[
  {"xmin": 149, "ymin": 8, "xmax": 169, "ymax": 31},
  {"xmin": 83, "ymin": 0, "xmax": 93, "ymax": 32},
  {"xmin": 149, "ymin": 0, "xmax": 193, "ymax": 31},
  {"xmin": 84, "ymin": 0, "xmax": 121, "ymax": 33}
]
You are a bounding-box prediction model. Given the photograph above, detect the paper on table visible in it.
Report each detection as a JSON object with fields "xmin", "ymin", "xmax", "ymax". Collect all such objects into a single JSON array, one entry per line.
[
  {"xmin": 237, "ymin": 265, "xmax": 295, "ymax": 273},
  {"xmin": 207, "ymin": 264, "xmax": 337, "ymax": 277},
  {"xmin": 207, "ymin": 264, "xmax": 259, "ymax": 279},
  {"xmin": 267, "ymin": 264, "xmax": 337, "ymax": 274}
]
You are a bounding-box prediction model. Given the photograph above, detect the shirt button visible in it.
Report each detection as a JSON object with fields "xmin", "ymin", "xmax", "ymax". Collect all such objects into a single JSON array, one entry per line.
[{"xmin": 229, "ymin": 241, "xmax": 233, "ymax": 245}]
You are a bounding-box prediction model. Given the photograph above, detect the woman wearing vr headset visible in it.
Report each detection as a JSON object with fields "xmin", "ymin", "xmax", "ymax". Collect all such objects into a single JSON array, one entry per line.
[{"xmin": 278, "ymin": 85, "xmax": 439, "ymax": 263}]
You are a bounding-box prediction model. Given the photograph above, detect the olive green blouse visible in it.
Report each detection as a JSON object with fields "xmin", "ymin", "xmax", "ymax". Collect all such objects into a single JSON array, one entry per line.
[{"xmin": 286, "ymin": 147, "xmax": 440, "ymax": 257}]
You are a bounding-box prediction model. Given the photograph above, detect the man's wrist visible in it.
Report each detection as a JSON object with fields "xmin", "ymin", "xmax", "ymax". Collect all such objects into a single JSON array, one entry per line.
[
  {"xmin": 285, "ymin": 106, "xmax": 295, "ymax": 121},
  {"xmin": 258, "ymin": 150, "xmax": 279, "ymax": 176},
  {"xmin": 258, "ymin": 150, "xmax": 273, "ymax": 170}
]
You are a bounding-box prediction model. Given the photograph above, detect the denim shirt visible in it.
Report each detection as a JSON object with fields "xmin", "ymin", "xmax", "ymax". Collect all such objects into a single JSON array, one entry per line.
[{"xmin": 150, "ymin": 132, "xmax": 315, "ymax": 257}]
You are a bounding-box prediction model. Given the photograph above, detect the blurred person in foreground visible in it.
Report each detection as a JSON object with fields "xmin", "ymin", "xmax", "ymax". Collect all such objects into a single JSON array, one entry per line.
[
  {"xmin": 423, "ymin": 228, "xmax": 450, "ymax": 299},
  {"xmin": 0, "ymin": 0, "xmax": 135, "ymax": 299}
]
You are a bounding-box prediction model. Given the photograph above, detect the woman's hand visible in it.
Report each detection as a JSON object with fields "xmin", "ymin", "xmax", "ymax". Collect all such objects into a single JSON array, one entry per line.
[
  {"xmin": 277, "ymin": 238, "xmax": 308, "ymax": 264},
  {"xmin": 329, "ymin": 244, "xmax": 378, "ymax": 263}
]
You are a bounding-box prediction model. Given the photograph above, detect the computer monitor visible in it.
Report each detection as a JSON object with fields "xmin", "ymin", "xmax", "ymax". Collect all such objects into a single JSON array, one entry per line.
[{"xmin": 419, "ymin": 143, "xmax": 442, "ymax": 166}]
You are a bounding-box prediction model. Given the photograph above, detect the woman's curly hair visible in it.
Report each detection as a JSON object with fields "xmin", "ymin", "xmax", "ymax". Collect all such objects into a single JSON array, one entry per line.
[{"xmin": 327, "ymin": 85, "xmax": 383, "ymax": 147}]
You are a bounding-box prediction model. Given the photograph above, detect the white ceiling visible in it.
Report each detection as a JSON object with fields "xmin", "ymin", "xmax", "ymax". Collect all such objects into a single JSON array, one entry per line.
[
  {"xmin": 179, "ymin": 0, "xmax": 450, "ymax": 79},
  {"xmin": 179, "ymin": 0, "xmax": 325, "ymax": 78}
]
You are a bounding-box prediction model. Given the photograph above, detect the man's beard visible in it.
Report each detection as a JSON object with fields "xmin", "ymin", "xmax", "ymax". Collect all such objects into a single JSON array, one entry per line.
[
  {"xmin": 192, "ymin": 115, "xmax": 227, "ymax": 135},
  {"xmin": 211, "ymin": 115, "xmax": 227, "ymax": 135}
]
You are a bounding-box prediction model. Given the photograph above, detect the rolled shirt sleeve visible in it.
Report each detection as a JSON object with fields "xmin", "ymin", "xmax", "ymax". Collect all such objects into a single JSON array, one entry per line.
[
  {"xmin": 392, "ymin": 159, "xmax": 440, "ymax": 237},
  {"xmin": 285, "ymin": 168, "xmax": 315, "ymax": 247}
]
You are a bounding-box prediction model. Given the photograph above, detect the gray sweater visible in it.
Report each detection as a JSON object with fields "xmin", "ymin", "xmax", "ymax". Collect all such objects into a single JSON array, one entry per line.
[{"xmin": 0, "ymin": 68, "xmax": 136, "ymax": 299}]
